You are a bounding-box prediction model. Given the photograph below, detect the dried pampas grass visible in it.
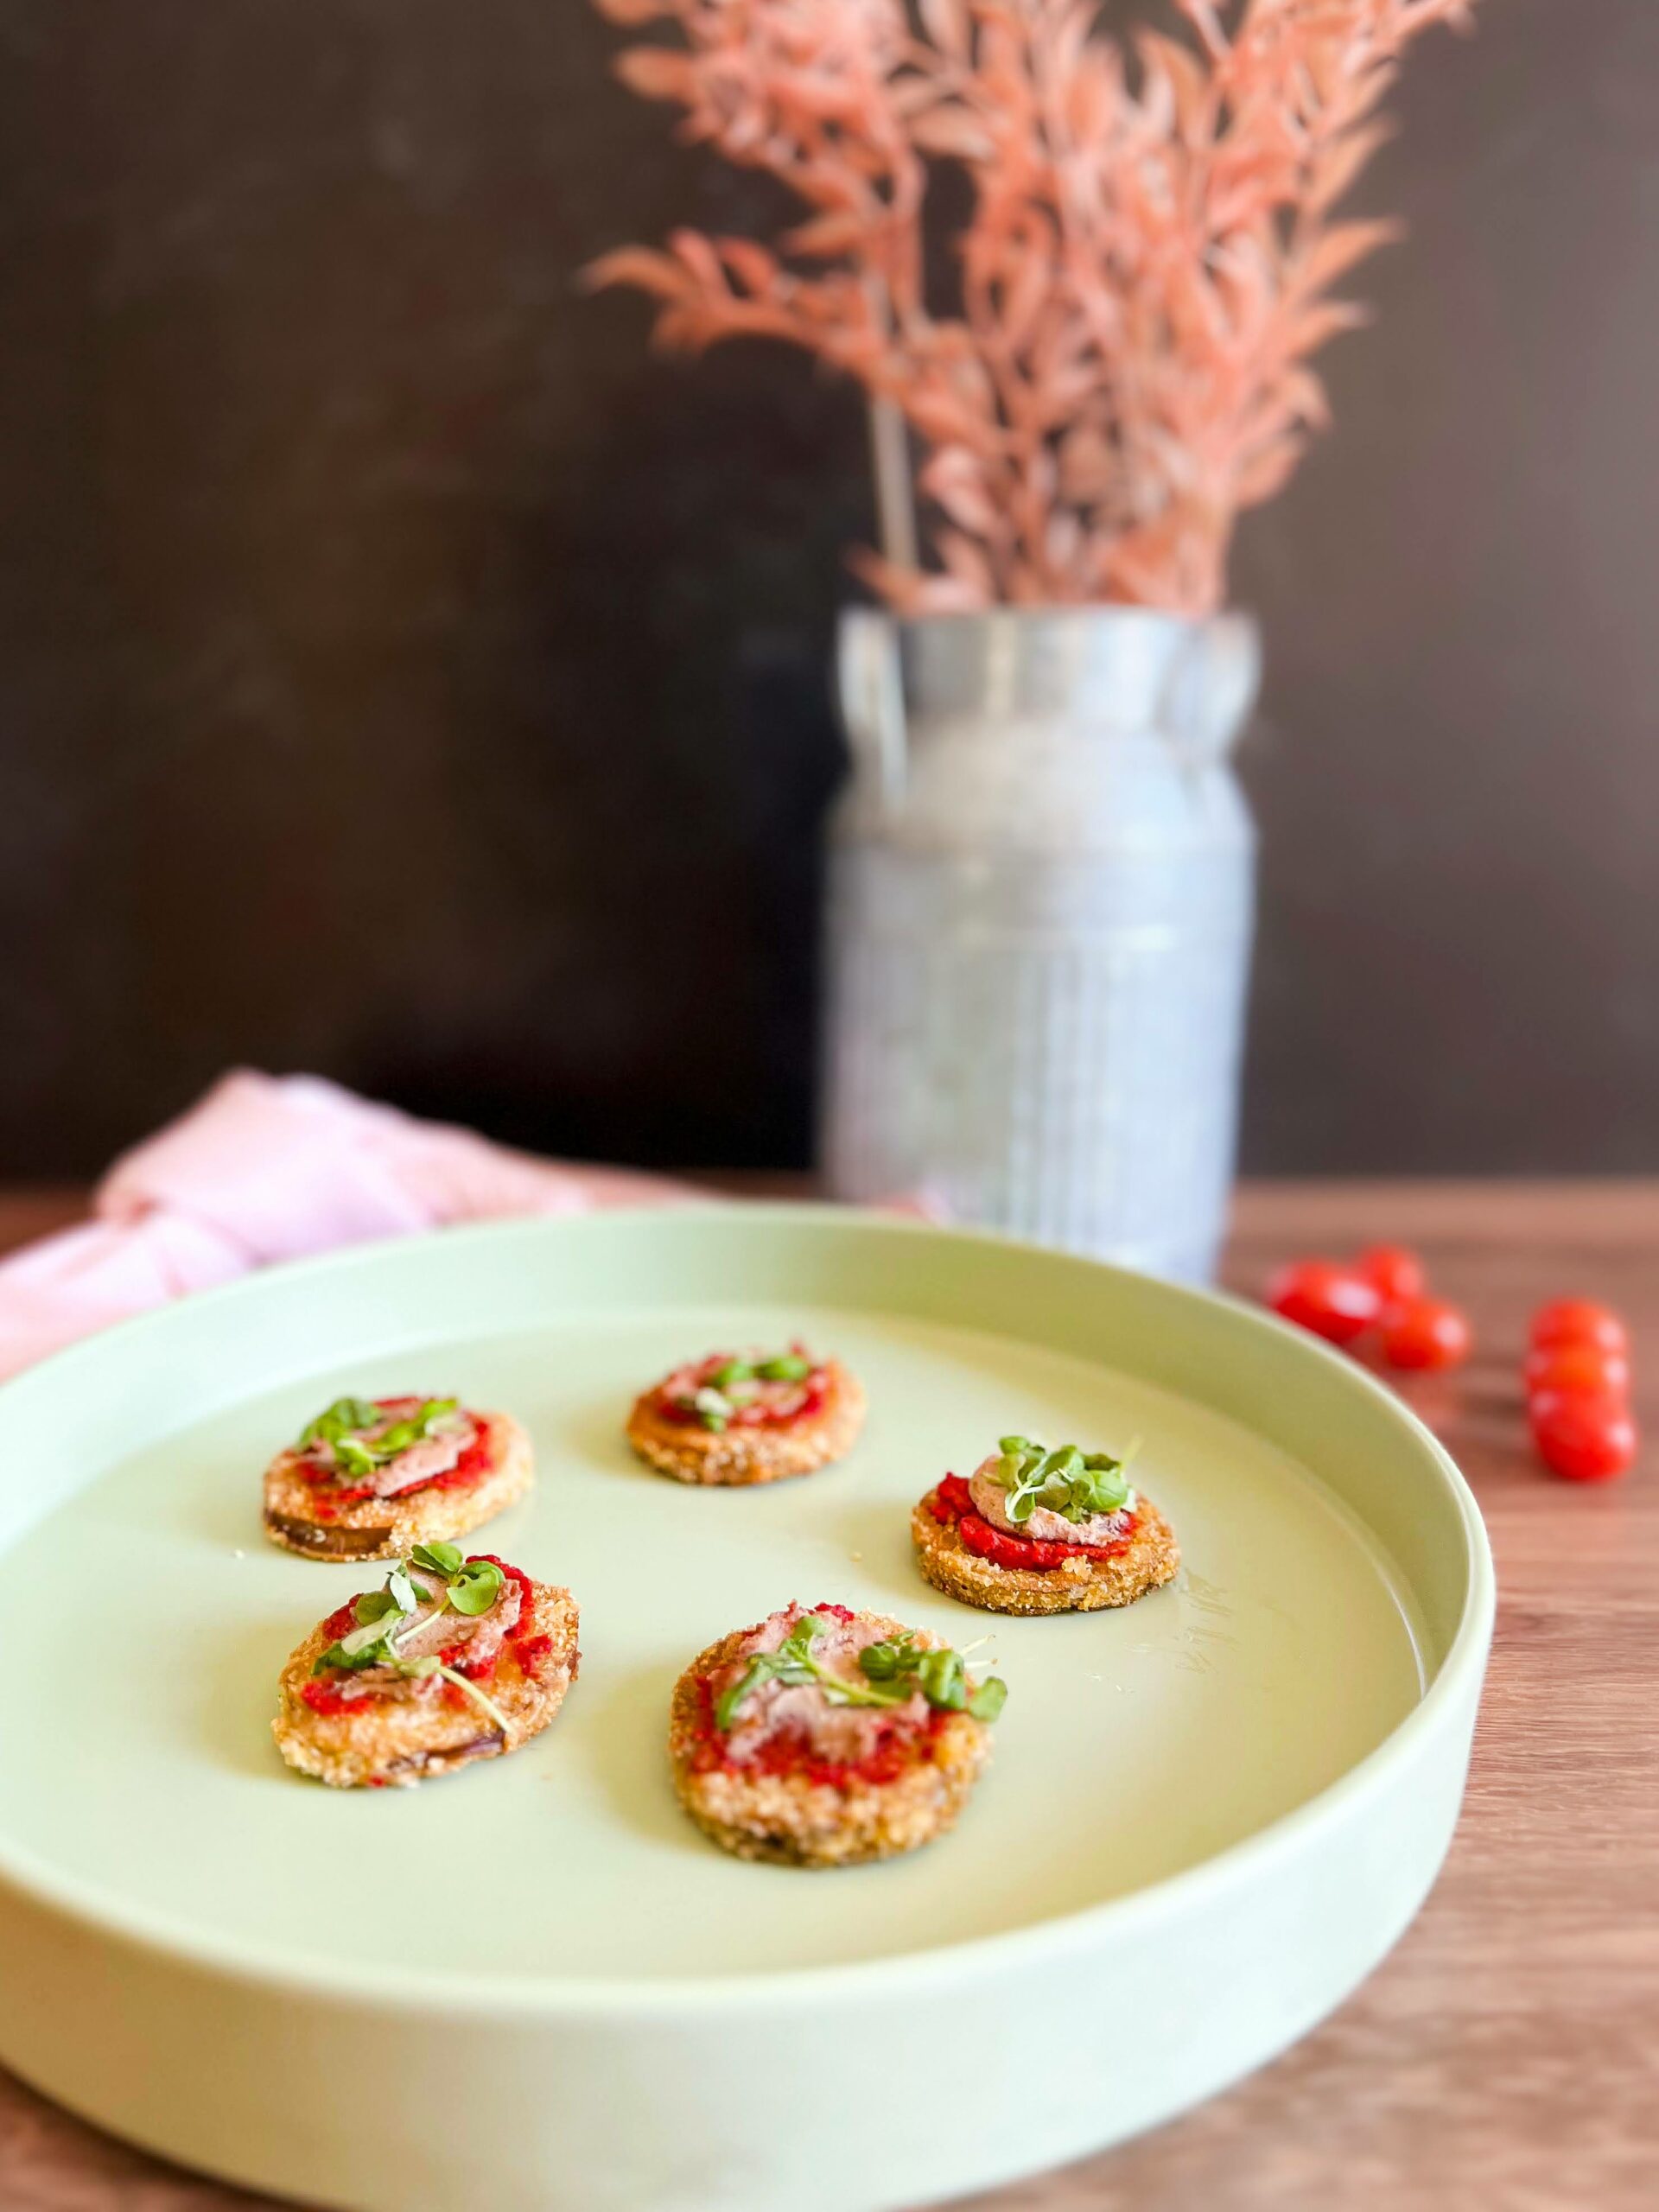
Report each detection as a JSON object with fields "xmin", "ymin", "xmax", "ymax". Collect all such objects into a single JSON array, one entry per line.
[{"xmin": 587, "ymin": 0, "xmax": 1475, "ymax": 615}]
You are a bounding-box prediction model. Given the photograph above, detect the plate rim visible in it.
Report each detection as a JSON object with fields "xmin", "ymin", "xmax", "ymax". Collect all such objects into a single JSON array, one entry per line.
[{"xmin": 0, "ymin": 1202, "xmax": 1496, "ymax": 2018}]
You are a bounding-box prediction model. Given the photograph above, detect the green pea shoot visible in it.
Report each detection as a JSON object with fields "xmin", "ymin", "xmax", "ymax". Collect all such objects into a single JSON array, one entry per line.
[{"xmin": 993, "ymin": 1434, "xmax": 1136, "ymax": 1525}]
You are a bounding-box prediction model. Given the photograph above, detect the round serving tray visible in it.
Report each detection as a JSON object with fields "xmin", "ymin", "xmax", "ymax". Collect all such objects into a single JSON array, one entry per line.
[{"xmin": 0, "ymin": 1206, "xmax": 1492, "ymax": 2212}]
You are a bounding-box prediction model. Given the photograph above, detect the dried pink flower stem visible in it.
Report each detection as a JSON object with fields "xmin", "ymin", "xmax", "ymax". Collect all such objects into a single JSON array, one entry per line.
[{"xmin": 587, "ymin": 0, "xmax": 1476, "ymax": 615}]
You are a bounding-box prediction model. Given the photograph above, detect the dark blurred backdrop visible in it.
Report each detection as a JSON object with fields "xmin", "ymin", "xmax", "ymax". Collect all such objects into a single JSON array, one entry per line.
[{"xmin": 0, "ymin": 0, "xmax": 1655, "ymax": 1179}]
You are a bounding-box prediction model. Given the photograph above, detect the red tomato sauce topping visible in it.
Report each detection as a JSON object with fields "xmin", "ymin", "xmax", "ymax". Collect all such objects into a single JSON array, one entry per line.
[
  {"xmin": 926, "ymin": 1475, "xmax": 1137, "ymax": 1572},
  {"xmin": 298, "ymin": 1680, "xmax": 360, "ymax": 1717}
]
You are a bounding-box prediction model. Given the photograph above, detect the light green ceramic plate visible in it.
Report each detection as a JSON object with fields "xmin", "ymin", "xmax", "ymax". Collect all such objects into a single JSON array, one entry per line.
[{"xmin": 0, "ymin": 1206, "xmax": 1492, "ymax": 2212}]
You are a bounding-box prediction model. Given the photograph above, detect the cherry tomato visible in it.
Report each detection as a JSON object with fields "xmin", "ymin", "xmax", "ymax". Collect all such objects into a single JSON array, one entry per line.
[
  {"xmin": 1268, "ymin": 1260, "xmax": 1381, "ymax": 1344},
  {"xmin": 1529, "ymin": 1384, "xmax": 1605, "ymax": 1433},
  {"xmin": 1529, "ymin": 1299, "xmax": 1629, "ymax": 1357},
  {"xmin": 1357, "ymin": 1243, "xmax": 1427, "ymax": 1307},
  {"xmin": 1529, "ymin": 1395, "xmax": 1638, "ymax": 1483},
  {"xmin": 1524, "ymin": 1341, "xmax": 1630, "ymax": 1403},
  {"xmin": 1379, "ymin": 1295, "xmax": 1472, "ymax": 1372}
]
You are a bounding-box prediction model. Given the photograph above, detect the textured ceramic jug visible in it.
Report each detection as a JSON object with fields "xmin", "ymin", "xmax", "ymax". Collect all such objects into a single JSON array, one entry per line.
[{"xmin": 822, "ymin": 607, "xmax": 1259, "ymax": 1282}]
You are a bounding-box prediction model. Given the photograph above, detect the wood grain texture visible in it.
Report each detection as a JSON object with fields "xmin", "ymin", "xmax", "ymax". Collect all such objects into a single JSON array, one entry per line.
[{"xmin": 0, "ymin": 1183, "xmax": 1654, "ymax": 2211}]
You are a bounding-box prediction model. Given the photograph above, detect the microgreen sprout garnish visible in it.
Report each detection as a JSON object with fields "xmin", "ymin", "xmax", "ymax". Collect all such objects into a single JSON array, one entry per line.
[
  {"xmin": 409, "ymin": 1541, "xmax": 506, "ymax": 1616},
  {"xmin": 674, "ymin": 1350, "xmax": 818, "ymax": 1430},
  {"xmin": 448, "ymin": 1558, "xmax": 506, "ymax": 1615},
  {"xmin": 312, "ymin": 1570, "xmax": 425, "ymax": 1675},
  {"xmin": 299, "ymin": 1397, "xmax": 381, "ymax": 1451},
  {"xmin": 992, "ymin": 1434, "xmax": 1137, "ymax": 1526},
  {"xmin": 715, "ymin": 1613, "xmax": 1007, "ymax": 1732},
  {"xmin": 757, "ymin": 1353, "xmax": 812, "ymax": 1382},
  {"xmin": 693, "ymin": 1386, "xmax": 734, "ymax": 1433},
  {"xmin": 385, "ymin": 1563, "xmax": 422, "ymax": 1615},
  {"xmin": 311, "ymin": 1549, "xmax": 513, "ymax": 1735},
  {"xmin": 857, "ymin": 1629, "xmax": 1008, "ymax": 1720},
  {"xmin": 409, "ymin": 1540, "xmax": 464, "ymax": 1577},
  {"xmin": 296, "ymin": 1395, "xmax": 463, "ymax": 1468}
]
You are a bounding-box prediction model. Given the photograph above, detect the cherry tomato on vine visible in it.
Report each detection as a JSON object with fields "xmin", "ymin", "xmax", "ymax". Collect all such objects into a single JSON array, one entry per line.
[
  {"xmin": 1380, "ymin": 1295, "xmax": 1472, "ymax": 1372},
  {"xmin": 1357, "ymin": 1243, "xmax": 1427, "ymax": 1308},
  {"xmin": 1529, "ymin": 1395, "xmax": 1638, "ymax": 1484},
  {"xmin": 1529, "ymin": 1299, "xmax": 1629, "ymax": 1357},
  {"xmin": 1268, "ymin": 1260, "xmax": 1381, "ymax": 1345},
  {"xmin": 1524, "ymin": 1340, "xmax": 1630, "ymax": 1403}
]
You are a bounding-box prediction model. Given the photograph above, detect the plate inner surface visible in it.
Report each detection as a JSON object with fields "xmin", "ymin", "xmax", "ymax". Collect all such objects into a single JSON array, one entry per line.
[{"xmin": 0, "ymin": 1303, "xmax": 1426, "ymax": 1983}]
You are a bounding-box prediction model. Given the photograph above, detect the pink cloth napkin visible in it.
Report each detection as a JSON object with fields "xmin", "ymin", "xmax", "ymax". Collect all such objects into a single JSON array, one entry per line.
[{"xmin": 0, "ymin": 1071, "xmax": 698, "ymax": 1382}]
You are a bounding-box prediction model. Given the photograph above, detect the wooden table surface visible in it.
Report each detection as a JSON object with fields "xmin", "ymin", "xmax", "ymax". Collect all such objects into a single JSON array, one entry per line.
[{"xmin": 1, "ymin": 1180, "xmax": 1656, "ymax": 2212}]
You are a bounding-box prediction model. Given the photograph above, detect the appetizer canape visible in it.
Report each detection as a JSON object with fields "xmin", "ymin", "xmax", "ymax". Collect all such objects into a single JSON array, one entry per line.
[
  {"xmin": 263, "ymin": 1393, "xmax": 531, "ymax": 1560},
  {"xmin": 272, "ymin": 1543, "xmax": 578, "ymax": 1789},
  {"xmin": 912, "ymin": 1433, "xmax": 1179, "ymax": 1616},
  {"xmin": 626, "ymin": 1345, "xmax": 865, "ymax": 1487},
  {"xmin": 669, "ymin": 1600, "xmax": 1005, "ymax": 1866}
]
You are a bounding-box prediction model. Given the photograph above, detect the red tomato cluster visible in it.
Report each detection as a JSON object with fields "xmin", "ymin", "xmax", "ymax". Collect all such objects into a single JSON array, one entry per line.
[
  {"xmin": 1267, "ymin": 1244, "xmax": 1471, "ymax": 1373},
  {"xmin": 1268, "ymin": 1252, "xmax": 1641, "ymax": 1487},
  {"xmin": 1525, "ymin": 1300, "xmax": 1638, "ymax": 1483}
]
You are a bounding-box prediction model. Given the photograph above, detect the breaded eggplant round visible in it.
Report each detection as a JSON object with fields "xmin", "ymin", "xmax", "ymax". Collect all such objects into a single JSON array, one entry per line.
[
  {"xmin": 669, "ymin": 1601, "xmax": 1004, "ymax": 1866},
  {"xmin": 273, "ymin": 1548, "xmax": 577, "ymax": 1789},
  {"xmin": 626, "ymin": 1345, "xmax": 865, "ymax": 1487},
  {"xmin": 912, "ymin": 1434, "xmax": 1179, "ymax": 1617},
  {"xmin": 263, "ymin": 1392, "xmax": 532, "ymax": 1560}
]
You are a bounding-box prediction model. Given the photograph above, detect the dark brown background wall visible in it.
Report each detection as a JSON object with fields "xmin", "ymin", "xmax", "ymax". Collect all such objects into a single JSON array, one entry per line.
[{"xmin": 0, "ymin": 0, "xmax": 1654, "ymax": 1178}]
